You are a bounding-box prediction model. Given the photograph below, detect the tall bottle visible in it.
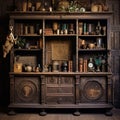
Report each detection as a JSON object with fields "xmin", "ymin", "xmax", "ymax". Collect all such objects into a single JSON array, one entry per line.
[
  {"xmin": 96, "ymin": 21, "xmax": 101, "ymax": 35},
  {"xmin": 27, "ymin": 0, "xmax": 32, "ymax": 11},
  {"xmin": 52, "ymin": 0, "xmax": 55, "ymax": 11},
  {"xmin": 36, "ymin": 0, "xmax": 41, "ymax": 11}
]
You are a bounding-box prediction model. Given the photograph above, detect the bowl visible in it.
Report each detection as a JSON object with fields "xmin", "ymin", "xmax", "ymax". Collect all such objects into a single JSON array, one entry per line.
[{"xmin": 88, "ymin": 43, "xmax": 95, "ymax": 49}]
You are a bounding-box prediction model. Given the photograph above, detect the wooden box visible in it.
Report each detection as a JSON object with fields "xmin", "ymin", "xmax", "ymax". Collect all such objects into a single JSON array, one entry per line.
[{"xmin": 14, "ymin": 63, "xmax": 22, "ymax": 72}]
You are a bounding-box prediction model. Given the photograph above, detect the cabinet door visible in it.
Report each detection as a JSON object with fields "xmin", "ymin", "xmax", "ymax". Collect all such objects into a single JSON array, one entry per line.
[
  {"xmin": 80, "ymin": 77, "xmax": 106, "ymax": 103},
  {"xmin": 14, "ymin": 77, "xmax": 40, "ymax": 103},
  {"xmin": 45, "ymin": 76, "xmax": 75, "ymax": 104}
]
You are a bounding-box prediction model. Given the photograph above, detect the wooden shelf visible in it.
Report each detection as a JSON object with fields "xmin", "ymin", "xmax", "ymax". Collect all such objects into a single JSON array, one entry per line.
[
  {"xmin": 8, "ymin": 11, "xmax": 113, "ymax": 15},
  {"xmin": 9, "ymin": 72, "xmax": 112, "ymax": 76},
  {"xmin": 78, "ymin": 49, "xmax": 106, "ymax": 51},
  {"xmin": 14, "ymin": 49, "xmax": 42, "ymax": 52},
  {"xmin": 18, "ymin": 34, "xmax": 42, "ymax": 37},
  {"xmin": 78, "ymin": 35, "xmax": 106, "ymax": 37},
  {"xmin": 44, "ymin": 34, "xmax": 76, "ymax": 36}
]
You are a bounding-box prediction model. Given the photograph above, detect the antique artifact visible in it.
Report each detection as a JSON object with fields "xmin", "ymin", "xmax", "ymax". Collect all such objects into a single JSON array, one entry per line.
[
  {"xmin": 52, "ymin": 60, "xmax": 59, "ymax": 72},
  {"xmin": 3, "ymin": 26, "xmax": 17, "ymax": 58},
  {"xmin": 88, "ymin": 43, "xmax": 95, "ymax": 49},
  {"xmin": 94, "ymin": 56, "xmax": 102, "ymax": 72},
  {"xmin": 53, "ymin": 22, "xmax": 58, "ymax": 34},
  {"xmin": 96, "ymin": 37, "xmax": 102, "ymax": 48},
  {"xmin": 36, "ymin": 1, "xmax": 41, "ymax": 11},
  {"xmin": 14, "ymin": 63, "xmax": 23, "ymax": 72},
  {"xmin": 91, "ymin": 4, "xmax": 99, "ymax": 12},
  {"xmin": 88, "ymin": 58, "xmax": 95, "ymax": 72},
  {"xmin": 61, "ymin": 61, "xmax": 68, "ymax": 72},
  {"xmin": 57, "ymin": 0, "xmax": 69, "ymax": 11},
  {"xmin": 24, "ymin": 64, "xmax": 32, "ymax": 72},
  {"xmin": 96, "ymin": 21, "xmax": 102, "ymax": 35}
]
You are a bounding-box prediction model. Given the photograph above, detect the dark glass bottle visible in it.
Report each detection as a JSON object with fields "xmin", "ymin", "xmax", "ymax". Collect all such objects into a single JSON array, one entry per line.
[{"xmin": 96, "ymin": 21, "xmax": 101, "ymax": 35}]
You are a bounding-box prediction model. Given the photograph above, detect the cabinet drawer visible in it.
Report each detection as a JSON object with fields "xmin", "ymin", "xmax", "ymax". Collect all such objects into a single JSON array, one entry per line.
[
  {"xmin": 46, "ymin": 76, "xmax": 74, "ymax": 84},
  {"xmin": 46, "ymin": 96, "xmax": 74, "ymax": 104},
  {"xmin": 46, "ymin": 76, "xmax": 58, "ymax": 84},
  {"xmin": 46, "ymin": 87, "xmax": 74, "ymax": 94}
]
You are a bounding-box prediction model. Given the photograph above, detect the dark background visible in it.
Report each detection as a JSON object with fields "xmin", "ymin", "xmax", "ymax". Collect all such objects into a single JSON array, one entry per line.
[{"xmin": 0, "ymin": 0, "xmax": 120, "ymax": 111}]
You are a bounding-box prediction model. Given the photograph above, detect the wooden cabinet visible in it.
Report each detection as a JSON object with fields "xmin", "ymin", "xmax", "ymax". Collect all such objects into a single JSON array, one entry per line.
[{"xmin": 8, "ymin": 11, "xmax": 113, "ymax": 116}]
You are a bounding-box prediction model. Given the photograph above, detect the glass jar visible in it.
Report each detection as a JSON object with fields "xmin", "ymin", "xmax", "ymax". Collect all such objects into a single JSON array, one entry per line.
[
  {"xmin": 52, "ymin": 61, "xmax": 59, "ymax": 72},
  {"xmin": 53, "ymin": 22, "xmax": 58, "ymax": 34},
  {"xmin": 96, "ymin": 37, "xmax": 102, "ymax": 48}
]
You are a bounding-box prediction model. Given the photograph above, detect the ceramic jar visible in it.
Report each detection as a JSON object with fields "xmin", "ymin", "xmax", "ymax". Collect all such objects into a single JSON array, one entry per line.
[
  {"xmin": 88, "ymin": 43, "xmax": 95, "ymax": 49},
  {"xmin": 52, "ymin": 61, "xmax": 59, "ymax": 72},
  {"xmin": 24, "ymin": 65, "xmax": 32, "ymax": 72},
  {"xmin": 58, "ymin": 0, "xmax": 69, "ymax": 11}
]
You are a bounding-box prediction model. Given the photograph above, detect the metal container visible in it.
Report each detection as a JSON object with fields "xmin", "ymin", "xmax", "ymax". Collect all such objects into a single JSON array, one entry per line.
[
  {"xmin": 52, "ymin": 61, "xmax": 59, "ymax": 72},
  {"xmin": 96, "ymin": 37, "xmax": 102, "ymax": 48}
]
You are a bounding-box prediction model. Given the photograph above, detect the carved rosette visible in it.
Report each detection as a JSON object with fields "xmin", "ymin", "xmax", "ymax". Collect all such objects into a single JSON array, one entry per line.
[{"xmin": 15, "ymin": 77, "xmax": 40, "ymax": 103}]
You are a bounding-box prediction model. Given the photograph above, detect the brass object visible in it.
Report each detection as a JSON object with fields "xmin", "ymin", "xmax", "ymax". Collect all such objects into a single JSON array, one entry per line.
[
  {"xmin": 22, "ymin": 2, "xmax": 27, "ymax": 12},
  {"xmin": 53, "ymin": 22, "xmax": 58, "ymax": 34},
  {"xmin": 36, "ymin": 2, "xmax": 41, "ymax": 11},
  {"xmin": 57, "ymin": 0, "xmax": 69, "ymax": 11},
  {"xmin": 91, "ymin": 4, "xmax": 98, "ymax": 12},
  {"xmin": 27, "ymin": 0, "xmax": 32, "ymax": 11},
  {"xmin": 88, "ymin": 43, "xmax": 95, "ymax": 49},
  {"xmin": 14, "ymin": 63, "xmax": 22, "ymax": 72}
]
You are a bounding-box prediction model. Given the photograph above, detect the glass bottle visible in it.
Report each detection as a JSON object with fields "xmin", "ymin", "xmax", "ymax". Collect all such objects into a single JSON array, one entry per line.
[
  {"xmin": 27, "ymin": 0, "xmax": 32, "ymax": 11},
  {"xmin": 52, "ymin": 0, "xmax": 55, "ymax": 11},
  {"xmin": 96, "ymin": 21, "xmax": 101, "ymax": 35},
  {"xmin": 36, "ymin": 0, "xmax": 41, "ymax": 11},
  {"xmin": 22, "ymin": 0, "xmax": 27, "ymax": 12}
]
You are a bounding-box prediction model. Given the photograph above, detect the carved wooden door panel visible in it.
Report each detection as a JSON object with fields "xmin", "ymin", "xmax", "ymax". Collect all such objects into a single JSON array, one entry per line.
[
  {"xmin": 109, "ymin": 0, "xmax": 120, "ymax": 107},
  {"xmin": 44, "ymin": 76, "xmax": 75, "ymax": 104},
  {"xmin": 14, "ymin": 77, "xmax": 40, "ymax": 103}
]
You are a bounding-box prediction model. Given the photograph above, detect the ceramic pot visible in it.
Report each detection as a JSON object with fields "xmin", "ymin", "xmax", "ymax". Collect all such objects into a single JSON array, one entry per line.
[
  {"xmin": 25, "ymin": 65, "xmax": 32, "ymax": 72},
  {"xmin": 58, "ymin": 0, "xmax": 69, "ymax": 11},
  {"xmin": 88, "ymin": 43, "xmax": 95, "ymax": 49},
  {"xmin": 91, "ymin": 4, "xmax": 98, "ymax": 12}
]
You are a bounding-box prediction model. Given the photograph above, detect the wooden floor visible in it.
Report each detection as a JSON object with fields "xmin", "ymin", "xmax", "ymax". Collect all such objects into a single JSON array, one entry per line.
[{"xmin": 0, "ymin": 108, "xmax": 120, "ymax": 120}]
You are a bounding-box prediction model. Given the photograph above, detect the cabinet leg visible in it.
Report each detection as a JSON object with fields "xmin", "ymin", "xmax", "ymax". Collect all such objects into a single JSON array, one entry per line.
[
  {"xmin": 8, "ymin": 109, "xmax": 16, "ymax": 115},
  {"xmin": 39, "ymin": 109, "xmax": 47, "ymax": 116},
  {"xmin": 105, "ymin": 109, "xmax": 113, "ymax": 116},
  {"xmin": 73, "ymin": 109, "xmax": 80, "ymax": 116}
]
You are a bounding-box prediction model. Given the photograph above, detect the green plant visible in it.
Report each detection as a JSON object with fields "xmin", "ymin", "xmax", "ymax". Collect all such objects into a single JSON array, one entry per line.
[{"xmin": 16, "ymin": 37, "xmax": 26, "ymax": 48}]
